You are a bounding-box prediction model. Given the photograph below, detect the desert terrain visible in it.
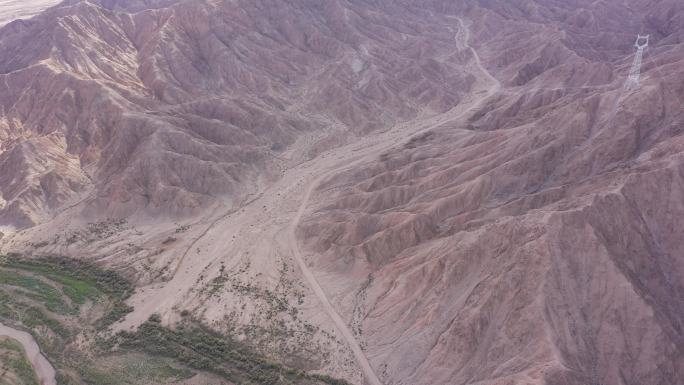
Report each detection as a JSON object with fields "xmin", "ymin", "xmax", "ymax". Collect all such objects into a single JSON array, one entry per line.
[
  {"xmin": 0, "ymin": 0, "xmax": 60, "ymax": 26},
  {"xmin": 0, "ymin": 1, "xmax": 683, "ymax": 385}
]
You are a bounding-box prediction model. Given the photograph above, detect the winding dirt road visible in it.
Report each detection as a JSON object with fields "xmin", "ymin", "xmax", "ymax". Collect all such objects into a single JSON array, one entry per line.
[
  {"xmin": 286, "ymin": 17, "xmax": 500, "ymax": 385},
  {"xmin": 117, "ymin": 16, "xmax": 499, "ymax": 385},
  {"xmin": 0, "ymin": 323, "xmax": 56, "ymax": 385}
]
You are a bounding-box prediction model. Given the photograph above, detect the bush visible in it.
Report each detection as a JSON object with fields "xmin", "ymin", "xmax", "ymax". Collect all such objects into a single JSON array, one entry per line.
[{"xmin": 112, "ymin": 319, "xmax": 350, "ymax": 385}]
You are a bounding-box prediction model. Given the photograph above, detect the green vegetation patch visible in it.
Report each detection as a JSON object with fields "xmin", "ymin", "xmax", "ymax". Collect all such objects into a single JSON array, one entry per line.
[
  {"xmin": 0, "ymin": 336, "xmax": 40, "ymax": 385},
  {"xmin": 0, "ymin": 255, "xmax": 138, "ymax": 384},
  {"xmin": 0, "ymin": 270, "xmax": 71, "ymax": 314},
  {"xmin": 70, "ymin": 353, "xmax": 194, "ymax": 385},
  {"xmin": 2, "ymin": 256, "xmax": 134, "ymax": 329},
  {"xmin": 113, "ymin": 316, "xmax": 350, "ymax": 385},
  {"xmin": 0, "ymin": 289, "xmax": 70, "ymax": 340},
  {"xmin": 0, "ymin": 256, "xmax": 348, "ymax": 385},
  {"xmin": 4, "ymin": 256, "xmax": 133, "ymax": 301},
  {"xmin": 21, "ymin": 306, "xmax": 70, "ymax": 339}
]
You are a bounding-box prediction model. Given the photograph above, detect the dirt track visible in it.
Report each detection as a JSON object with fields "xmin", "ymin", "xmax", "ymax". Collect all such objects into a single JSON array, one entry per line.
[
  {"xmin": 116, "ymin": 17, "xmax": 500, "ymax": 385},
  {"xmin": 284, "ymin": 18, "xmax": 500, "ymax": 385}
]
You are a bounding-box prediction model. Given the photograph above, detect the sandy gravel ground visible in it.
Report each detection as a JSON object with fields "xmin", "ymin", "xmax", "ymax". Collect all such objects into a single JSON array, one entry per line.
[{"xmin": 0, "ymin": 0, "xmax": 60, "ymax": 26}]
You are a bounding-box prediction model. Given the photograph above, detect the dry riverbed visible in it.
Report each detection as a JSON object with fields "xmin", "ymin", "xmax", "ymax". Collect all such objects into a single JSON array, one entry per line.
[{"xmin": 0, "ymin": 323, "xmax": 56, "ymax": 385}]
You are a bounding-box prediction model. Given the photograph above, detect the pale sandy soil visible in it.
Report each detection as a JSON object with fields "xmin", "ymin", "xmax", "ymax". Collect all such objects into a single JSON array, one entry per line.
[
  {"xmin": 114, "ymin": 18, "xmax": 499, "ymax": 385},
  {"xmin": 0, "ymin": 0, "xmax": 60, "ymax": 26},
  {"xmin": 0, "ymin": 323, "xmax": 56, "ymax": 385}
]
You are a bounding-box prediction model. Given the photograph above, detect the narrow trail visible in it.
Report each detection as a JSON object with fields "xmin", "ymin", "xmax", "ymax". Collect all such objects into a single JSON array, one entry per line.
[
  {"xmin": 0, "ymin": 323, "xmax": 56, "ymax": 385},
  {"xmin": 456, "ymin": 17, "xmax": 502, "ymax": 92},
  {"xmin": 117, "ymin": 15, "xmax": 500, "ymax": 385},
  {"xmin": 288, "ymin": 176, "xmax": 383, "ymax": 385},
  {"xmin": 285, "ymin": 17, "xmax": 500, "ymax": 385}
]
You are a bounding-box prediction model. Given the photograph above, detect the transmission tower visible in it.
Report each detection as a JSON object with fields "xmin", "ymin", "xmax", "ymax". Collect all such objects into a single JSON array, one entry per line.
[{"xmin": 624, "ymin": 34, "xmax": 649, "ymax": 91}]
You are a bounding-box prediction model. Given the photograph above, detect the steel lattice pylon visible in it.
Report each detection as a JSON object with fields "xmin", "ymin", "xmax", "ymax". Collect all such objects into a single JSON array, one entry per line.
[{"xmin": 624, "ymin": 34, "xmax": 649, "ymax": 91}]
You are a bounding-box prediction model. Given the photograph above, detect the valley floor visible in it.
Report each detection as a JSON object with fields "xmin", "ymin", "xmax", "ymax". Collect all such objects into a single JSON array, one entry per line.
[{"xmin": 114, "ymin": 18, "xmax": 500, "ymax": 385}]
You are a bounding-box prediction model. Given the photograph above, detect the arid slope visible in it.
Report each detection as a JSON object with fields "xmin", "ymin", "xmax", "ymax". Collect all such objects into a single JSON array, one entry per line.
[
  {"xmin": 0, "ymin": 0, "xmax": 60, "ymax": 26},
  {"xmin": 299, "ymin": 1, "xmax": 684, "ymax": 384},
  {"xmin": 0, "ymin": 1, "xmax": 683, "ymax": 385}
]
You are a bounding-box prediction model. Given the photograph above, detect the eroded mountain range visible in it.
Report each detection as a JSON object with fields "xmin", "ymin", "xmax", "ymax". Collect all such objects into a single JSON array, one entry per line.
[{"xmin": 0, "ymin": 1, "xmax": 683, "ymax": 384}]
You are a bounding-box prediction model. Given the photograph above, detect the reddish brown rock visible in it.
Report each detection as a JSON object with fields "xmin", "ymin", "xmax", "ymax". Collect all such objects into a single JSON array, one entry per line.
[{"xmin": 0, "ymin": 1, "xmax": 683, "ymax": 385}]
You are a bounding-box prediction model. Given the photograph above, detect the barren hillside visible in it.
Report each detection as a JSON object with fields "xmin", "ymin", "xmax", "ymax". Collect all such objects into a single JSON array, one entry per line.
[
  {"xmin": 0, "ymin": 0, "xmax": 60, "ymax": 26},
  {"xmin": 0, "ymin": 1, "xmax": 683, "ymax": 385}
]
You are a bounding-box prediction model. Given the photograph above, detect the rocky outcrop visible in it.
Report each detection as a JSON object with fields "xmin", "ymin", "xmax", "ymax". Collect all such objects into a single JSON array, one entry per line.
[
  {"xmin": 0, "ymin": 0, "xmax": 473, "ymax": 228},
  {"xmin": 298, "ymin": 1, "xmax": 684, "ymax": 384},
  {"xmin": 0, "ymin": 1, "xmax": 683, "ymax": 385}
]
